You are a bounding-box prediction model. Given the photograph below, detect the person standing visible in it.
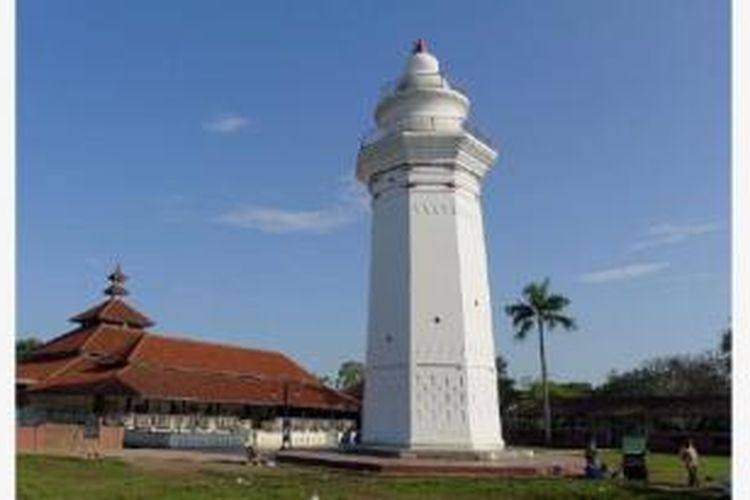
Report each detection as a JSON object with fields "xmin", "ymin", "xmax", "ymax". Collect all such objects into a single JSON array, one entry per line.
[
  {"xmin": 245, "ymin": 429, "xmax": 259, "ymax": 465},
  {"xmin": 679, "ymin": 439, "xmax": 700, "ymax": 487},
  {"xmin": 281, "ymin": 418, "xmax": 292, "ymax": 450}
]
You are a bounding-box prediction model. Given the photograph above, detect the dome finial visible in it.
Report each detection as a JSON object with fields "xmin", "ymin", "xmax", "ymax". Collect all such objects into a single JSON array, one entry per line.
[
  {"xmin": 412, "ymin": 38, "xmax": 428, "ymax": 54},
  {"xmin": 104, "ymin": 262, "xmax": 129, "ymax": 298}
]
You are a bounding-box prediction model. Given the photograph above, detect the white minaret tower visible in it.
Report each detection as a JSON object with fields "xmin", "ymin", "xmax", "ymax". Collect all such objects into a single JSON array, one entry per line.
[{"xmin": 357, "ymin": 40, "xmax": 504, "ymax": 453}]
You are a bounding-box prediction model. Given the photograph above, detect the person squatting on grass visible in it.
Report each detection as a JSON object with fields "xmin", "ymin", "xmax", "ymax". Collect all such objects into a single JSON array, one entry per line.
[{"xmin": 583, "ymin": 439, "xmax": 608, "ymax": 479}]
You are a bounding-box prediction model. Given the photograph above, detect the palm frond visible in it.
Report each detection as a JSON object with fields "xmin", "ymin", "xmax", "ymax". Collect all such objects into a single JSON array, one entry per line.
[
  {"xmin": 524, "ymin": 278, "xmax": 551, "ymax": 311},
  {"xmin": 508, "ymin": 277, "xmax": 576, "ymax": 341},
  {"xmin": 547, "ymin": 313, "xmax": 577, "ymax": 331},
  {"xmin": 505, "ymin": 303, "xmax": 535, "ymax": 326},
  {"xmin": 545, "ymin": 293, "xmax": 571, "ymax": 312},
  {"xmin": 514, "ymin": 319, "xmax": 534, "ymax": 340},
  {"xmin": 523, "ymin": 281, "xmax": 536, "ymax": 295}
]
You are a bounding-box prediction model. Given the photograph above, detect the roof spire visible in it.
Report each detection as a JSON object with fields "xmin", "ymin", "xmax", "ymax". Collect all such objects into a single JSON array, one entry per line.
[
  {"xmin": 412, "ymin": 38, "xmax": 428, "ymax": 54},
  {"xmin": 104, "ymin": 263, "xmax": 129, "ymax": 299}
]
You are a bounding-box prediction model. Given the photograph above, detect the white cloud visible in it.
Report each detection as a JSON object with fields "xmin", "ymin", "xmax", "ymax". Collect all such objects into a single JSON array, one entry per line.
[
  {"xmin": 337, "ymin": 174, "xmax": 370, "ymax": 211},
  {"xmin": 214, "ymin": 206, "xmax": 355, "ymax": 234},
  {"xmin": 628, "ymin": 222, "xmax": 720, "ymax": 252},
  {"xmin": 579, "ymin": 262, "xmax": 669, "ymax": 284},
  {"xmin": 656, "ymin": 272, "xmax": 720, "ymax": 284},
  {"xmin": 215, "ymin": 175, "xmax": 370, "ymax": 234},
  {"xmin": 203, "ymin": 114, "xmax": 250, "ymax": 134}
]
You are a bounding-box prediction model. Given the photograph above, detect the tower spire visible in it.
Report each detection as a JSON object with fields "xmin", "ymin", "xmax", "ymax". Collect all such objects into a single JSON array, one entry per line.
[
  {"xmin": 412, "ymin": 38, "xmax": 428, "ymax": 54},
  {"xmin": 104, "ymin": 263, "xmax": 129, "ymax": 298}
]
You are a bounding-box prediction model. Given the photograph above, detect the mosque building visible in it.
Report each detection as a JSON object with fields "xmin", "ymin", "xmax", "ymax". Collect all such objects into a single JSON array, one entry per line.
[{"xmin": 17, "ymin": 266, "xmax": 358, "ymax": 451}]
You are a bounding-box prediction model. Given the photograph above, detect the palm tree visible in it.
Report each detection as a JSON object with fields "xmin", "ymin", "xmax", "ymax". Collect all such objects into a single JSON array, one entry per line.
[{"xmin": 505, "ymin": 278, "xmax": 576, "ymax": 445}]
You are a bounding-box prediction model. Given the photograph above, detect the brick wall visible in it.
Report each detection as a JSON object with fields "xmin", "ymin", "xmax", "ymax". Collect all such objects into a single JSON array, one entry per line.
[{"xmin": 17, "ymin": 424, "xmax": 124, "ymax": 454}]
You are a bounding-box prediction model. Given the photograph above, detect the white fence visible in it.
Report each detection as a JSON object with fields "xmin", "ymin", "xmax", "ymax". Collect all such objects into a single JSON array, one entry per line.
[
  {"xmin": 124, "ymin": 429, "xmax": 339, "ymax": 450},
  {"xmin": 124, "ymin": 430, "xmax": 245, "ymax": 449},
  {"xmin": 252, "ymin": 430, "xmax": 339, "ymax": 450}
]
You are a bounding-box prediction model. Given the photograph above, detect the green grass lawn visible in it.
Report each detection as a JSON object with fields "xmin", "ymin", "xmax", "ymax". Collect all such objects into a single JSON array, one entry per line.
[
  {"xmin": 17, "ymin": 452, "xmax": 731, "ymax": 500},
  {"xmin": 598, "ymin": 449, "xmax": 731, "ymax": 486}
]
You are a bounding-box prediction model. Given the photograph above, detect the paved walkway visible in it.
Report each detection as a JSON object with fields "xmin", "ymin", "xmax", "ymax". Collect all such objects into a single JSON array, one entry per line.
[
  {"xmin": 107, "ymin": 447, "xmax": 248, "ymax": 464},
  {"xmin": 99, "ymin": 446, "xmax": 584, "ymax": 478},
  {"xmin": 277, "ymin": 448, "xmax": 584, "ymax": 477}
]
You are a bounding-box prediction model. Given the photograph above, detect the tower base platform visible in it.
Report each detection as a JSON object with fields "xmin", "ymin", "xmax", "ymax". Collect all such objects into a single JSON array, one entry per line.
[
  {"xmin": 275, "ymin": 448, "xmax": 584, "ymax": 478},
  {"xmin": 346, "ymin": 444, "xmax": 506, "ymax": 461}
]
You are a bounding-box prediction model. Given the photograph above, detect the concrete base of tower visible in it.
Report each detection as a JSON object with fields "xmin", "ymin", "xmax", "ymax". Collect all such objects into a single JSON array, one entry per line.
[
  {"xmin": 352, "ymin": 443, "xmax": 507, "ymax": 462},
  {"xmin": 275, "ymin": 447, "xmax": 584, "ymax": 477}
]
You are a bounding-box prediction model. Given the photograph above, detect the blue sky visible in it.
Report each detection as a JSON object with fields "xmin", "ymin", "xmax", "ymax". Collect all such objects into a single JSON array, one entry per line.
[{"xmin": 17, "ymin": 0, "xmax": 729, "ymax": 384}]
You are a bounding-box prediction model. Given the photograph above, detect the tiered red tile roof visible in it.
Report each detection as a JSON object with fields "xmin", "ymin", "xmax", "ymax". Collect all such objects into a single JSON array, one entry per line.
[
  {"xmin": 18, "ymin": 269, "xmax": 358, "ymax": 413},
  {"xmin": 70, "ymin": 299, "xmax": 154, "ymax": 328}
]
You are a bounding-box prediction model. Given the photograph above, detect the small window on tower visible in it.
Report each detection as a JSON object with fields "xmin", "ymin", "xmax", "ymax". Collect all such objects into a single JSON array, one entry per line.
[{"xmin": 434, "ymin": 316, "xmax": 441, "ymax": 324}]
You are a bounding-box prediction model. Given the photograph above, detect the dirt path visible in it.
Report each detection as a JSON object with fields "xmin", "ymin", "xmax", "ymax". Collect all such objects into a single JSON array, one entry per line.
[{"xmin": 108, "ymin": 448, "xmax": 250, "ymax": 477}]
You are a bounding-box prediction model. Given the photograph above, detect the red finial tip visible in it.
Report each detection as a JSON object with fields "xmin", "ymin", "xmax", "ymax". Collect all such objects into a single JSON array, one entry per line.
[{"xmin": 413, "ymin": 39, "xmax": 428, "ymax": 54}]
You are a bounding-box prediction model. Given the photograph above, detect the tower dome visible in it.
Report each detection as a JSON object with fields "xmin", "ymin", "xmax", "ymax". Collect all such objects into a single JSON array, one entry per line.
[
  {"xmin": 374, "ymin": 39, "xmax": 469, "ymax": 134},
  {"xmin": 404, "ymin": 39, "xmax": 440, "ymax": 74}
]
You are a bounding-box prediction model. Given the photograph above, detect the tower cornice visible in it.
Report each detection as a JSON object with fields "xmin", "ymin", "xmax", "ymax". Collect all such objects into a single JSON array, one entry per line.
[{"xmin": 357, "ymin": 131, "xmax": 498, "ymax": 185}]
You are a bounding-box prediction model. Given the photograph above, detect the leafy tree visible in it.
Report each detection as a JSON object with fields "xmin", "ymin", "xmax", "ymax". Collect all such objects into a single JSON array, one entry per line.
[
  {"xmin": 597, "ymin": 324, "xmax": 731, "ymax": 399},
  {"xmin": 495, "ymin": 355, "xmax": 519, "ymax": 421},
  {"xmin": 719, "ymin": 325, "xmax": 731, "ymax": 376},
  {"xmin": 525, "ymin": 380, "xmax": 593, "ymax": 402},
  {"xmin": 505, "ymin": 278, "xmax": 576, "ymax": 445},
  {"xmin": 598, "ymin": 352, "xmax": 729, "ymax": 398},
  {"xmin": 335, "ymin": 361, "xmax": 364, "ymax": 390},
  {"xmin": 16, "ymin": 337, "xmax": 42, "ymax": 362},
  {"xmin": 720, "ymin": 326, "xmax": 731, "ymax": 356},
  {"xmin": 318, "ymin": 374, "xmax": 335, "ymax": 387}
]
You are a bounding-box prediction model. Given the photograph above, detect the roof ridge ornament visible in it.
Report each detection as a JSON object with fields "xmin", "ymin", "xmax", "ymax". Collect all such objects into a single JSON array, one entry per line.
[{"xmin": 104, "ymin": 263, "xmax": 129, "ymax": 298}]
